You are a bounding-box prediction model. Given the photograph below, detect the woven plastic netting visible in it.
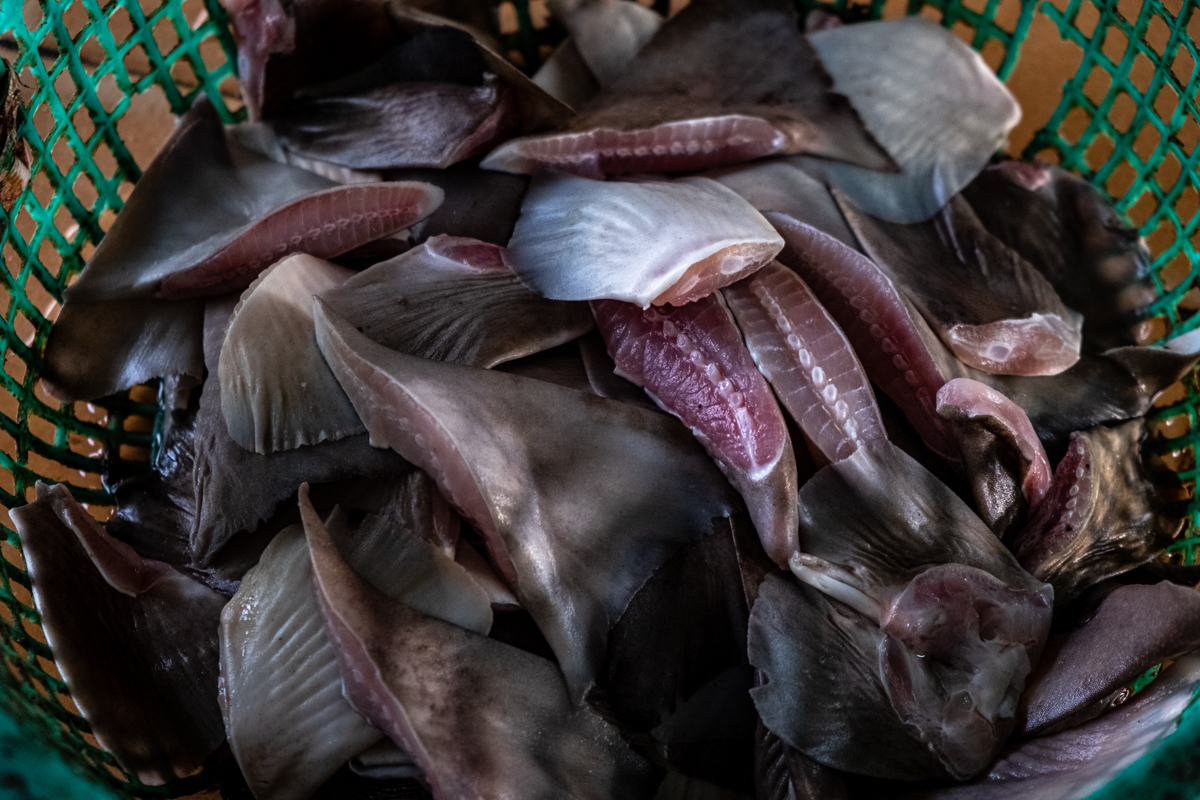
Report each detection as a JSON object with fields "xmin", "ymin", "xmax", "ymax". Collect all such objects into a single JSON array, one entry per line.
[{"xmin": 0, "ymin": 0, "xmax": 1197, "ymax": 797}]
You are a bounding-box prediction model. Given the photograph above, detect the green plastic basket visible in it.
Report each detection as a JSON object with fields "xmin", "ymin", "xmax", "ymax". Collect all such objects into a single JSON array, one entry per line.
[{"xmin": 1, "ymin": 0, "xmax": 1199, "ymax": 797}]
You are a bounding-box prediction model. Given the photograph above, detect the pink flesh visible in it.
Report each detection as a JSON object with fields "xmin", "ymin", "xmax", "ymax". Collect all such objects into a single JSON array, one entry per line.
[
  {"xmin": 768, "ymin": 213, "xmax": 959, "ymax": 462},
  {"xmin": 592, "ymin": 295, "xmax": 785, "ymax": 478},
  {"xmin": 424, "ymin": 234, "xmax": 508, "ymax": 273},
  {"xmin": 988, "ymin": 160, "xmax": 1053, "ymax": 192},
  {"xmin": 1013, "ymin": 433, "xmax": 1093, "ymax": 572},
  {"xmin": 481, "ymin": 115, "xmax": 786, "ymax": 178},
  {"xmin": 936, "ymin": 378, "xmax": 1052, "ymax": 506},
  {"xmin": 41, "ymin": 483, "xmax": 171, "ymax": 596},
  {"xmin": 592, "ymin": 295, "xmax": 797, "ymax": 564},
  {"xmin": 314, "ymin": 299, "xmax": 521, "ymax": 587},
  {"xmin": 158, "ymin": 182, "xmax": 441, "ymax": 299},
  {"xmin": 948, "ymin": 313, "xmax": 1083, "ymax": 377},
  {"xmin": 724, "ymin": 261, "xmax": 885, "ymax": 463}
]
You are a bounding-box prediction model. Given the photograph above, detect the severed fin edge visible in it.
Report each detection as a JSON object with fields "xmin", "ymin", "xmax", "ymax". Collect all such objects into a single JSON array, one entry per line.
[
  {"xmin": 303, "ymin": 481, "xmax": 663, "ymax": 799},
  {"xmin": 1011, "ymin": 420, "xmax": 1184, "ymax": 607},
  {"xmin": 313, "ymin": 296, "xmax": 738, "ymax": 702},
  {"xmin": 12, "ymin": 482, "xmax": 225, "ymax": 785},
  {"xmin": 936, "ymin": 377, "xmax": 1051, "ymax": 541}
]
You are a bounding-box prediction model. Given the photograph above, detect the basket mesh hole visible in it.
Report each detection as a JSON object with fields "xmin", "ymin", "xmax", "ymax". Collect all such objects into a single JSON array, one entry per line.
[
  {"xmin": 71, "ymin": 173, "xmax": 98, "ymax": 210},
  {"xmin": 1174, "ymin": 183, "xmax": 1199, "ymax": 220},
  {"xmin": 951, "ymin": 21, "xmax": 974, "ymax": 46},
  {"xmin": 1147, "ymin": 219, "xmax": 1177, "ymax": 255},
  {"xmin": 529, "ymin": 0, "xmax": 551, "ymax": 29},
  {"xmin": 95, "ymin": 72, "xmax": 121, "ymax": 113},
  {"xmin": 29, "ymin": 174, "xmax": 53, "ymax": 208},
  {"xmin": 12, "ymin": 312, "xmax": 36, "ymax": 348},
  {"xmin": 1117, "ymin": 0, "xmax": 1141, "ymax": 23},
  {"xmin": 1085, "ymin": 132, "xmax": 1116, "ymax": 168},
  {"xmin": 28, "ymin": 109, "xmax": 54, "ymax": 151},
  {"xmin": 107, "ymin": 4, "xmax": 134, "ymax": 47},
  {"xmin": 1061, "ymin": 105, "xmax": 1092, "ymax": 144},
  {"xmin": 122, "ymin": 44, "xmax": 150, "ymax": 81},
  {"xmin": 170, "ymin": 56, "xmax": 197, "ymax": 89},
  {"xmin": 1162, "ymin": 253, "xmax": 1193, "ymax": 290},
  {"xmin": 1084, "ymin": 65, "xmax": 1112, "ymax": 104},
  {"xmin": 64, "ymin": 4, "xmax": 90, "ymax": 41},
  {"xmin": 1076, "ymin": 1, "xmax": 1101, "ymax": 37},
  {"xmin": 71, "ymin": 107, "xmax": 96, "ymax": 144},
  {"xmin": 53, "ymin": 205, "xmax": 77, "ymax": 239},
  {"xmin": 1169, "ymin": 47, "xmax": 1194, "ymax": 84},
  {"xmin": 49, "ymin": 137, "xmax": 76, "ymax": 178},
  {"xmin": 1129, "ymin": 52, "xmax": 1156, "ymax": 94},
  {"xmin": 1145, "ymin": 14, "xmax": 1172, "ymax": 55},
  {"xmin": 67, "ymin": 432, "xmax": 104, "ymax": 459},
  {"xmin": 1155, "ymin": 150, "xmax": 1182, "ymax": 190},
  {"xmin": 22, "ymin": 3, "xmax": 44, "ymax": 31},
  {"xmin": 1154, "ymin": 84, "xmax": 1179, "ymax": 120},
  {"xmin": 1102, "ymin": 26, "xmax": 1129, "ymax": 65},
  {"xmin": 1108, "ymin": 90, "xmax": 1139, "ymax": 132},
  {"xmin": 34, "ymin": 245, "xmax": 62, "ymax": 285},
  {"xmin": 91, "ymin": 141, "xmax": 118, "ymax": 180},
  {"xmin": 152, "ymin": 17, "xmax": 181, "ymax": 53},
  {"xmin": 979, "ymin": 38, "xmax": 1005, "ymax": 71}
]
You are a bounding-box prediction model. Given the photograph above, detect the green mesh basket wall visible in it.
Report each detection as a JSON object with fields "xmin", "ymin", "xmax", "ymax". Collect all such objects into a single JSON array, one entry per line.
[{"xmin": 0, "ymin": 0, "xmax": 1198, "ymax": 797}]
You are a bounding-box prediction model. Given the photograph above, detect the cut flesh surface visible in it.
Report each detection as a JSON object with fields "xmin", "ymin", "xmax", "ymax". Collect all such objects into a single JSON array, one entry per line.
[
  {"xmin": 723, "ymin": 261, "xmax": 886, "ymax": 463},
  {"xmin": 1016, "ymin": 581, "xmax": 1200, "ymax": 738},
  {"xmin": 221, "ymin": 489, "xmax": 491, "ymax": 800},
  {"xmin": 12, "ymin": 483, "xmax": 225, "ymax": 786},
  {"xmin": 158, "ymin": 181, "xmax": 444, "ymax": 299},
  {"xmin": 963, "ymin": 161, "xmax": 1150, "ymax": 351},
  {"xmin": 314, "ymin": 299, "xmax": 738, "ymax": 701},
  {"xmin": 592, "ymin": 294, "xmax": 798, "ymax": 567},
  {"xmin": 220, "ymin": 254, "xmax": 362, "ymax": 454},
  {"xmin": 482, "ymin": 0, "xmax": 892, "ymax": 177},
  {"xmin": 767, "ymin": 212, "xmax": 958, "ymax": 461},
  {"xmin": 804, "ymin": 17, "xmax": 1021, "ymax": 224},
  {"xmin": 482, "ymin": 115, "xmax": 788, "ymax": 178},
  {"xmin": 303, "ymin": 485, "xmax": 662, "ymax": 800},
  {"xmin": 1011, "ymin": 421, "xmax": 1180, "ymax": 606},
  {"xmin": 841, "ymin": 194, "xmax": 1082, "ymax": 377},
  {"xmin": 752, "ymin": 441, "xmax": 1053, "ymax": 781},
  {"xmin": 321, "ymin": 234, "xmax": 593, "ymax": 368},
  {"xmin": 937, "ymin": 377, "xmax": 1051, "ymax": 508},
  {"xmin": 504, "ymin": 174, "xmax": 782, "ymax": 308}
]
